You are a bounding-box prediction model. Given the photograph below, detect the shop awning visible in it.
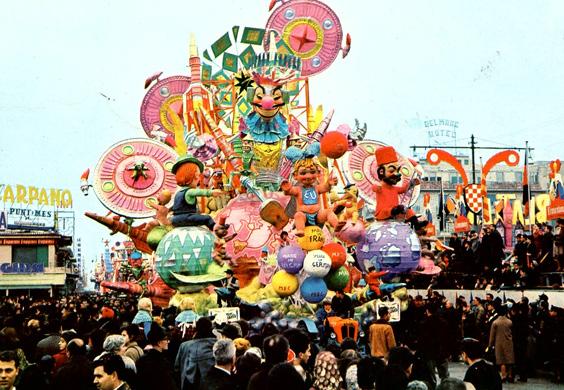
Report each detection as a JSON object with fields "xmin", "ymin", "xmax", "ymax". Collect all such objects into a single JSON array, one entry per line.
[{"xmin": 0, "ymin": 273, "xmax": 66, "ymax": 289}]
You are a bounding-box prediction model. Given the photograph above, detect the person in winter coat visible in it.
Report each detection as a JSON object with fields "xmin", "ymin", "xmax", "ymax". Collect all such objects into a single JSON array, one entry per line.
[
  {"xmin": 175, "ymin": 317, "xmax": 216, "ymax": 390},
  {"xmin": 488, "ymin": 305, "xmax": 514, "ymax": 382},
  {"xmin": 136, "ymin": 324, "xmax": 177, "ymax": 390}
]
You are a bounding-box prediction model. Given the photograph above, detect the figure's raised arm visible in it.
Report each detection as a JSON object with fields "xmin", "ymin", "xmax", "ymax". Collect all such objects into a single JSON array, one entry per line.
[{"xmin": 280, "ymin": 180, "xmax": 299, "ymax": 196}]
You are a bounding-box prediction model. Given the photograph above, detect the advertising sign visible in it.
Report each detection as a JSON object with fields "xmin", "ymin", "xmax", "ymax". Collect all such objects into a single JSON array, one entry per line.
[
  {"xmin": 376, "ymin": 300, "xmax": 401, "ymax": 322},
  {"xmin": 0, "ymin": 211, "xmax": 6, "ymax": 231},
  {"xmin": 208, "ymin": 307, "xmax": 240, "ymax": 324},
  {"xmin": 0, "ymin": 263, "xmax": 45, "ymax": 273}
]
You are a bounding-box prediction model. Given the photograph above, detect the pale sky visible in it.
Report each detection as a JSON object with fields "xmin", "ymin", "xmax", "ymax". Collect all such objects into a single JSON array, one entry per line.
[{"xmin": 1, "ymin": 0, "xmax": 564, "ymax": 275}]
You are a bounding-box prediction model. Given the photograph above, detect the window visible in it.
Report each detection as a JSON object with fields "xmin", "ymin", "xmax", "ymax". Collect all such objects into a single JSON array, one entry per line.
[
  {"xmin": 496, "ymin": 172, "xmax": 504, "ymax": 182},
  {"xmin": 12, "ymin": 246, "xmax": 49, "ymax": 267},
  {"xmin": 515, "ymin": 172, "xmax": 523, "ymax": 183},
  {"xmin": 464, "ymin": 159, "xmax": 469, "ymax": 165}
]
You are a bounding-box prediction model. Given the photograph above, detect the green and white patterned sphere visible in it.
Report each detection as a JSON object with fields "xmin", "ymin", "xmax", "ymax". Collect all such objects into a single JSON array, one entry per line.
[
  {"xmin": 155, "ymin": 226, "xmax": 225, "ymax": 291},
  {"xmin": 147, "ymin": 225, "xmax": 171, "ymax": 250}
]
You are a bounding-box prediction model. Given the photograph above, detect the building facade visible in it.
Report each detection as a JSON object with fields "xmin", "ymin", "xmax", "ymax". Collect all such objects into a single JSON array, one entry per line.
[
  {"xmin": 0, "ymin": 232, "xmax": 78, "ymax": 296},
  {"xmin": 413, "ymin": 154, "xmax": 560, "ymax": 231}
]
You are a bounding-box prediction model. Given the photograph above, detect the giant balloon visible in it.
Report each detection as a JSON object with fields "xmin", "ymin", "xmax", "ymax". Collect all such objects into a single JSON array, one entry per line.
[
  {"xmin": 356, "ymin": 220, "xmax": 420, "ymax": 279},
  {"xmin": 303, "ymin": 250, "xmax": 332, "ymax": 277},
  {"xmin": 324, "ymin": 266, "xmax": 350, "ymax": 291},
  {"xmin": 300, "ymin": 277, "xmax": 328, "ymax": 303},
  {"xmin": 322, "ymin": 242, "xmax": 347, "ymax": 269},
  {"xmin": 320, "ymin": 131, "xmax": 349, "ymax": 159},
  {"xmin": 297, "ymin": 226, "xmax": 325, "ymax": 251},
  {"xmin": 277, "ymin": 245, "xmax": 305, "ymax": 274},
  {"xmin": 271, "ymin": 270, "xmax": 299, "ymax": 297}
]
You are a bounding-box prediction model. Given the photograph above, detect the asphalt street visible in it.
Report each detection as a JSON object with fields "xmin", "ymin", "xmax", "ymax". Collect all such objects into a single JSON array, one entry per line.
[{"xmin": 448, "ymin": 362, "xmax": 564, "ymax": 389}]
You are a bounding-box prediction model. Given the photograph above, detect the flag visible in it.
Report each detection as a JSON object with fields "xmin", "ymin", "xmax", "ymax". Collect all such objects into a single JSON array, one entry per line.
[
  {"xmin": 522, "ymin": 163, "xmax": 530, "ymax": 217},
  {"xmin": 211, "ymin": 32, "xmax": 232, "ymax": 58},
  {"xmin": 438, "ymin": 180, "xmax": 445, "ymax": 231}
]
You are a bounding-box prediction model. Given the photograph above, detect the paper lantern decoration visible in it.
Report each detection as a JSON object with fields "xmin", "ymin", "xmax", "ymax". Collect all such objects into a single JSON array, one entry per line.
[
  {"xmin": 324, "ymin": 266, "xmax": 350, "ymax": 291},
  {"xmin": 320, "ymin": 131, "xmax": 349, "ymax": 159},
  {"xmin": 297, "ymin": 226, "xmax": 325, "ymax": 251},
  {"xmin": 300, "ymin": 277, "xmax": 328, "ymax": 303},
  {"xmin": 271, "ymin": 270, "xmax": 299, "ymax": 297},
  {"xmin": 356, "ymin": 221, "xmax": 420, "ymax": 280},
  {"xmin": 322, "ymin": 242, "xmax": 347, "ymax": 269},
  {"xmin": 277, "ymin": 245, "xmax": 305, "ymax": 274},
  {"xmin": 303, "ymin": 250, "xmax": 332, "ymax": 277}
]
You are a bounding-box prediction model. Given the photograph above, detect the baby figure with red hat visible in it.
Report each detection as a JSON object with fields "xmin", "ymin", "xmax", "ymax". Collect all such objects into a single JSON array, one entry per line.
[{"xmin": 372, "ymin": 146, "xmax": 427, "ymax": 230}]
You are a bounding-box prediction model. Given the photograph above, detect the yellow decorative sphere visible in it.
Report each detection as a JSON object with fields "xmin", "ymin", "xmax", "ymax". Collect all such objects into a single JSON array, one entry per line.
[
  {"xmin": 271, "ymin": 270, "xmax": 299, "ymax": 297},
  {"xmin": 297, "ymin": 226, "xmax": 325, "ymax": 251}
]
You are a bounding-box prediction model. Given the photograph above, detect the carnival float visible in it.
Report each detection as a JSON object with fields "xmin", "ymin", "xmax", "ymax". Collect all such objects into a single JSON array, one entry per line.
[{"xmin": 83, "ymin": 0, "xmax": 431, "ymax": 337}]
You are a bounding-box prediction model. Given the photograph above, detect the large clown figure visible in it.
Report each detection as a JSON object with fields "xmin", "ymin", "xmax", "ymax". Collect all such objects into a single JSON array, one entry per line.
[
  {"xmin": 372, "ymin": 146, "xmax": 427, "ymax": 230},
  {"xmin": 241, "ymin": 36, "xmax": 301, "ymax": 190},
  {"xmin": 170, "ymin": 155, "xmax": 222, "ymax": 230},
  {"xmin": 281, "ymin": 151, "xmax": 341, "ymax": 237}
]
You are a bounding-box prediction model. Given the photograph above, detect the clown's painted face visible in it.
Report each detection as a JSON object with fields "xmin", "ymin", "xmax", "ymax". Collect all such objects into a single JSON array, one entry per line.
[
  {"xmin": 378, "ymin": 162, "xmax": 402, "ymax": 185},
  {"xmin": 252, "ymin": 84, "xmax": 285, "ymax": 120}
]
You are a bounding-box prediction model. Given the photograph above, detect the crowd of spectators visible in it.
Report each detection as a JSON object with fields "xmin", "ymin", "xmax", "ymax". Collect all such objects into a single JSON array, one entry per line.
[
  {"xmin": 0, "ymin": 287, "xmax": 563, "ymax": 390},
  {"xmin": 410, "ymin": 219, "xmax": 564, "ymax": 290}
]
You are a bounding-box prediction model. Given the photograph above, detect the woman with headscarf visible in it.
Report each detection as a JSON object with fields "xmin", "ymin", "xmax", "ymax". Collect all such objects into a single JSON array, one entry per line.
[
  {"xmin": 132, "ymin": 297, "xmax": 154, "ymax": 338},
  {"xmin": 312, "ymin": 351, "xmax": 342, "ymax": 390}
]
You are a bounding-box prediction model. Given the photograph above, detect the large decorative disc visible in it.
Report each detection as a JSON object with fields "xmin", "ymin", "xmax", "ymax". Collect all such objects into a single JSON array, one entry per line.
[
  {"xmin": 342, "ymin": 141, "xmax": 421, "ymax": 210},
  {"xmin": 140, "ymin": 76, "xmax": 191, "ymax": 139},
  {"xmin": 265, "ymin": 0, "xmax": 343, "ymax": 77},
  {"xmin": 93, "ymin": 138, "xmax": 178, "ymax": 218}
]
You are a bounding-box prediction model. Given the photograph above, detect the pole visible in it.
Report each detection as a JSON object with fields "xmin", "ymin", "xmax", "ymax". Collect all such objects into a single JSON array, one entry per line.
[
  {"xmin": 526, "ymin": 141, "xmax": 532, "ymax": 232},
  {"xmin": 471, "ymin": 134, "xmax": 477, "ymax": 184}
]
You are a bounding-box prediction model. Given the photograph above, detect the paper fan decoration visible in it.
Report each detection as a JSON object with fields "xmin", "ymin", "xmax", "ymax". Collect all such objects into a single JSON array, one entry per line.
[
  {"xmin": 92, "ymin": 138, "xmax": 178, "ymax": 218},
  {"xmin": 341, "ymin": 141, "xmax": 421, "ymax": 210},
  {"xmin": 265, "ymin": 0, "xmax": 346, "ymax": 76},
  {"xmin": 140, "ymin": 76, "xmax": 191, "ymax": 139}
]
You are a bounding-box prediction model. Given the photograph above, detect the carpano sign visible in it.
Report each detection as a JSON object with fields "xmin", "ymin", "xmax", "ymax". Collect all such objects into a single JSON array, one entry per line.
[
  {"xmin": 0, "ymin": 263, "xmax": 45, "ymax": 273},
  {"xmin": 1, "ymin": 184, "xmax": 72, "ymax": 208}
]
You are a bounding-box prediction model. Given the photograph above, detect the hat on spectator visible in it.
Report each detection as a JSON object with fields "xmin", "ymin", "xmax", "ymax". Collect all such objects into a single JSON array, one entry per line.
[
  {"xmin": 61, "ymin": 330, "xmax": 78, "ymax": 343},
  {"xmin": 37, "ymin": 335, "xmax": 63, "ymax": 356},
  {"xmin": 103, "ymin": 334, "xmax": 126, "ymax": 353},
  {"xmin": 414, "ymin": 257, "xmax": 442, "ymax": 275},
  {"xmin": 216, "ymin": 323, "xmax": 242, "ymax": 340},
  {"xmin": 147, "ymin": 324, "xmax": 167, "ymax": 345},
  {"xmin": 245, "ymin": 346, "xmax": 263, "ymax": 359},
  {"xmin": 101, "ymin": 306, "xmax": 115, "ymax": 319}
]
